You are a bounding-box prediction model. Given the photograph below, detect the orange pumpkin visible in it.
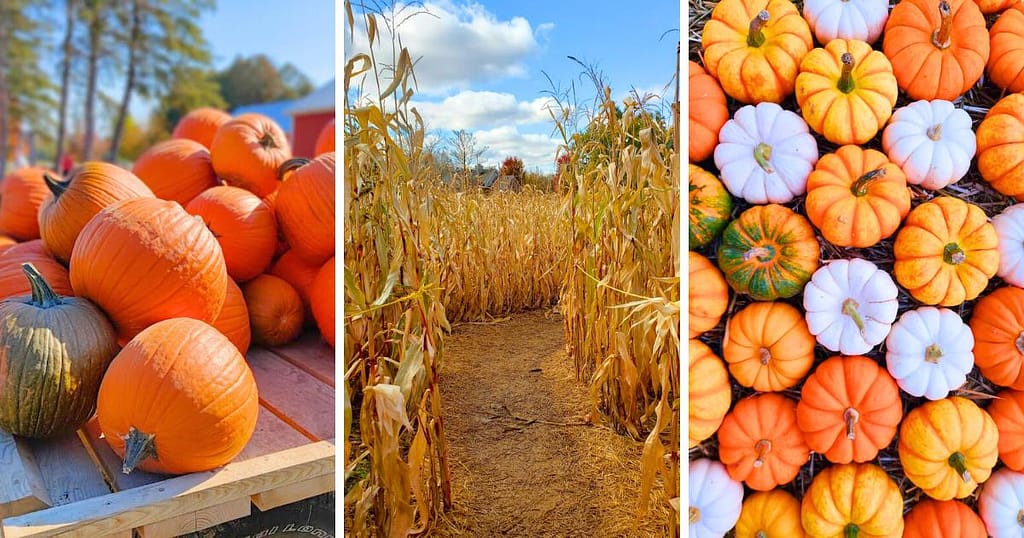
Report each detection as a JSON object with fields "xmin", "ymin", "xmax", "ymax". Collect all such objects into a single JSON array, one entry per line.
[
  {"xmin": 0, "ymin": 167, "xmax": 53, "ymax": 241},
  {"xmin": 242, "ymin": 274, "xmax": 304, "ymax": 347},
  {"xmin": 275, "ymin": 154, "xmax": 335, "ymax": 266},
  {"xmin": 893, "ymin": 197, "xmax": 999, "ymax": 306},
  {"xmin": 0, "ymin": 235, "xmax": 16, "ymax": 255},
  {"xmin": 211, "ymin": 279, "xmax": 251, "ymax": 355},
  {"xmin": 723, "ymin": 301, "xmax": 815, "ymax": 391},
  {"xmin": 970, "ymin": 286, "xmax": 1024, "ymax": 389},
  {"xmin": 210, "ymin": 113, "xmax": 292, "ymax": 198},
  {"xmin": 314, "ymin": 118, "xmax": 335, "ymax": 156},
  {"xmin": 131, "ymin": 139, "xmax": 218, "ymax": 205},
  {"xmin": 701, "ymin": 0, "xmax": 813, "ymax": 104},
  {"xmin": 689, "ymin": 251, "xmax": 729, "ymax": 338},
  {"xmin": 882, "ymin": 0, "xmax": 989, "ymax": 101},
  {"xmin": 0, "ymin": 240, "xmax": 73, "ymax": 300},
  {"xmin": 976, "ymin": 0, "xmax": 1018, "ymax": 15},
  {"xmin": 735, "ymin": 490, "xmax": 805, "ymax": 538},
  {"xmin": 688, "ymin": 61, "xmax": 729, "ymax": 162},
  {"xmin": 310, "ymin": 257, "xmax": 334, "ymax": 347},
  {"xmin": 185, "ymin": 186, "xmax": 277, "ymax": 282},
  {"xmin": 688, "ymin": 339, "xmax": 732, "ymax": 448},
  {"xmin": 805, "ymin": 145, "xmax": 911, "ymax": 248},
  {"xmin": 271, "ymin": 249, "xmax": 320, "ymax": 323},
  {"xmin": 795, "ymin": 39, "xmax": 898, "ymax": 145},
  {"xmin": 986, "ymin": 388, "xmax": 1024, "ymax": 472},
  {"xmin": 96, "ymin": 317, "xmax": 258, "ymax": 474},
  {"xmin": 801, "ymin": 463, "xmax": 905, "ymax": 537},
  {"xmin": 718, "ymin": 393, "xmax": 809, "ymax": 491},
  {"xmin": 69, "ymin": 198, "xmax": 228, "ymax": 343},
  {"xmin": 171, "ymin": 107, "xmax": 231, "ymax": 150},
  {"xmin": 977, "ymin": 93, "xmax": 1024, "ymax": 201},
  {"xmin": 988, "ymin": 4, "xmax": 1024, "ymax": 93},
  {"xmin": 903, "ymin": 499, "xmax": 986, "ymax": 538}
]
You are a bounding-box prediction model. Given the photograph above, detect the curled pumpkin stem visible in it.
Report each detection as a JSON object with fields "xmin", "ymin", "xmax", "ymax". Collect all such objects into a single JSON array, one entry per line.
[
  {"xmin": 43, "ymin": 173, "xmax": 69, "ymax": 198},
  {"xmin": 748, "ymin": 10, "xmax": 770, "ymax": 47},
  {"xmin": 927, "ymin": 123, "xmax": 943, "ymax": 141},
  {"xmin": 948, "ymin": 451, "xmax": 972, "ymax": 483},
  {"xmin": 851, "ymin": 168, "xmax": 885, "ymax": 197},
  {"xmin": 753, "ymin": 439, "xmax": 772, "ymax": 468},
  {"xmin": 121, "ymin": 426, "xmax": 158, "ymax": 475},
  {"xmin": 925, "ymin": 343, "xmax": 943, "ymax": 364},
  {"xmin": 277, "ymin": 157, "xmax": 311, "ymax": 180},
  {"xmin": 933, "ymin": 0, "xmax": 953, "ymax": 49},
  {"xmin": 743, "ymin": 245, "xmax": 775, "ymax": 263},
  {"xmin": 842, "ymin": 297, "xmax": 867, "ymax": 335},
  {"xmin": 758, "ymin": 347, "xmax": 772, "ymax": 365},
  {"xmin": 753, "ymin": 142, "xmax": 774, "ymax": 173},
  {"xmin": 943, "ymin": 242, "xmax": 966, "ymax": 265},
  {"xmin": 844, "ymin": 407, "xmax": 860, "ymax": 440},
  {"xmin": 837, "ymin": 52, "xmax": 856, "ymax": 93},
  {"xmin": 689, "ymin": 506, "xmax": 700, "ymax": 523},
  {"xmin": 21, "ymin": 263, "xmax": 63, "ymax": 308}
]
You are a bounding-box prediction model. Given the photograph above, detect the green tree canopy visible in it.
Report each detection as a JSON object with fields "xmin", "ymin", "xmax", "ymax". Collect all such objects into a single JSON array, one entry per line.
[
  {"xmin": 151, "ymin": 65, "xmax": 226, "ymax": 137},
  {"xmin": 216, "ymin": 54, "xmax": 313, "ymax": 109}
]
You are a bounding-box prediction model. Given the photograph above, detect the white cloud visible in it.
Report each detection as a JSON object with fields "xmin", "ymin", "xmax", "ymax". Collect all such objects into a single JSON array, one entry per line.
[
  {"xmin": 474, "ymin": 126, "xmax": 562, "ymax": 173},
  {"xmin": 412, "ymin": 91, "xmax": 555, "ymax": 130}
]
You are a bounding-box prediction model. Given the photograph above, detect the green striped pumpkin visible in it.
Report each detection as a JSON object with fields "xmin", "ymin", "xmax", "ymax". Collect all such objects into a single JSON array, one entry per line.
[{"xmin": 689, "ymin": 164, "xmax": 732, "ymax": 249}]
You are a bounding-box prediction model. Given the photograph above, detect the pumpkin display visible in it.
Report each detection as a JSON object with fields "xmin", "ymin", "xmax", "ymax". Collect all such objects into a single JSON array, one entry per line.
[
  {"xmin": 38, "ymin": 162, "xmax": 154, "ymax": 264},
  {"xmin": 689, "ymin": 61, "xmax": 730, "ymax": 162},
  {"xmin": 804, "ymin": 146, "xmax": 911, "ymax": 248},
  {"xmin": 898, "ymin": 396, "xmax": 999, "ymax": 500},
  {"xmin": 69, "ymin": 197, "xmax": 228, "ymax": 343},
  {"xmin": 131, "ymin": 139, "xmax": 218, "ymax": 205},
  {"xmin": 689, "ymin": 339, "xmax": 732, "ymax": 448},
  {"xmin": 903, "ymin": 499, "xmax": 987, "ymax": 538},
  {"xmin": 882, "ymin": 0, "xmax": 989, "ymax": 101},
  {"xmin": 96, "ymin": 317, "xmax": 258, "ymax": 474},
  {"xmin": 886, "ymin": 307, "xmax": 974, "ymax": 400},
  {"xmin": 802, "ymin": 0, "xmax": 889, "ymax": 44},
  {"xmin": 242, "ymin": 274, "xmax": 303, "ymax": 347},
  {"xmin": 689, "ymin": 251, "xmax": 729, "ymax": 338},
  {"xmin": 734, "ymin": 489, "xmax": 805, "ymax": 538},
  {"xmin": 977, "ymin": 93, "xmax": 1024, "ymax": 201},
  {"xmin": 689, "ymin": 458, "xmax": 745, "ymax": 538},
  {"xmin": 0, "ymin": 263, "xmax": 118, "ymax": 439},
  {"xmin": 211, "ymin": 279, "xmax": 251, "ymax": 355},
  {"xmin": 210, "ymin": 113, "xmax": 292, "ymax": 198},
  {"xmin": 893, "ymin": 197, "xmax": 999, "ymax": 306},
  {"xmin": 796, "ymin": 356, "xmax": 902, "ymax": 464},
  {"xmin": 0, "ymin": 240, "xmax": 73, "ymax": 300},
  {"xmin": 717, "ymin": 204, "xmax": 820, "ymax": 301},
  {"xmin": 701, "ymin": 0, "xmax": 813, "ymax": 104},
  {"xmin": 803, "ymin": 259, "xmax": 899, "ymax": 355},
  {"xmin": 0, "ymin": 167, "xmax": 53, "ymax": 241},
  {"xmin": 171, "ymin": 107, "xmax": 231, "ymax": 149},
  {"xmin": 314, "ymin": 118, "xmax": 335, "ymax": 157},
  {"xmin": 275, "ymin": 154, "xmax": 335, "ymax": 265},
  {"xmin": 979, "ymin": 468, "xmax": 1024, "ymax": 538},
  {"xmin": 881, "ymin": 99, "xmax": 975, "ymax": 190},
  {"xmin": 986, "ymin": 389, "xmax": 1024, "ymax": 472},
  {"xmin": 185, "ymin": 186, "xmax": 277, "ymax": 282},
  {"xmin": 795, "ymin": 39, "xmax": 898, "ymax": 145},
  {"xmin": 271, "ymin": 249, "xmax": 320, "ymax": 322},
  {"xmin": 688, "ymin": 164, "xmax": 732, "ymax": 250},
  {"xmin": 718, "ymin": 393, "xmax": 809, "ymax": 490},
  {"xmin": 801, "ymin": 462, "xmax": 904, "ymax": 538},
  {"xmin": 310, "ymin": 257, "xmax": 335, "ymax": 348},
  {"xmin": 994, "ymin": 204, "xmax": 1024, "ymax": 288},
  {"xmin": 714, "ymin": 103, "xmax": 819, "ymax": 204},
  {"xmin": 971, "ymin": 286, "xmax": 1024, "ymax": 389},
  {"xmin": 723, "ymin": 301, "xmax": 815, "ymax": 391},
  {"xmin": 988, "ymin": 4, "xmax": 1024, "ymax": 92}
]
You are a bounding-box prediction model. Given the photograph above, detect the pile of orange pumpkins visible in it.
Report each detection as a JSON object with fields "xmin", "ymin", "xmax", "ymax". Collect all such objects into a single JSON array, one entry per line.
[
  {"xmin": 0, "ymin": 108, "xmax": 335, "ymax": 477},
  {"xmin": 689, "ymin": 0, "xmax": 1024, "ymax": 535}
]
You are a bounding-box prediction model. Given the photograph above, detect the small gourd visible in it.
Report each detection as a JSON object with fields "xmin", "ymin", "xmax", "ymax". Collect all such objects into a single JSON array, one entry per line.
[
  {"xmin": 723, "ymin": 301, "xmax": 816, "ymax": 392},
  {"xmin": 734, "ymin": 489, "xmax": 805, "ymax": 538},
  {"xmin": 882, "ymin": 99, "xmax": 976, "ymax": 190},
  {"xmin": 717, "ymin": 393, "xmax": 810, "ymax": 491},
  {"xmin": 978, "ymin": 468, "xmax": 1024, "ymax": 538},
  {"xmin": 801, "ymin": 463, "xmax": 904, "ymax": 538},
  {"xmin": 992, "ymin": 204, "xmax": 1024, "ymax": 288},
  {"xmin": 689, "ymin": 251, "xmax": 729, "ymax": 338},
  {"xmin": 689, "ymin": 339, "xmax": 732, "ymax": 448},
  {"xmin": 802, "ymin": 0, "xmax": 889, "ymax": 44},
  {"xmin": 886, "ymin": 307, "xmax": 974, "ymax": 400},
  {"xmin": 970, "ymin": 286, "xmax": 1024, "ymax": 390},
  {"xmin": 903, "ymin": 499, "xmax": 987, "ymax": 538},
  {"xmin": 689, "ymin": 458, "xmax": 744, "ymax": 538},
  {"xmin": 803, "ymin": 258, "xmax": 899, "ymax": 355}
]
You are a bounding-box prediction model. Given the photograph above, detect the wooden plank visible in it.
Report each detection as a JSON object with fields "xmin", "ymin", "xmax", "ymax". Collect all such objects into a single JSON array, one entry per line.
[
  {"xmin": 137, "ymin": 498, "xmax": 250, "ymax": 538},
  {"xmin": 26, "ymin": 433, "xmax": 109, "ymax": 507},
  {"xmin": 77, "ymin": 419, "xmax": 164, "ymax": 492},
  {"xmin": 250, "ymin": 474, "xmax": 334, "ymax": 512},
  {"xmin": 269, "ymin": 334, "xmax": 334, "ymax": 387},
  {"xmin": 1, "ymin": 441, "xmax": 334, "ymax": 537},
  {"xmin": 233, "ymin": 406, "xmax": 310, "ymax": 463},
  {"xmin": 247, "ymin": 349, "xmax": 334, "ymax": 441},
  {"xmin": 0, "ymin": 432, "xmax": 50, "ymax": 519}
]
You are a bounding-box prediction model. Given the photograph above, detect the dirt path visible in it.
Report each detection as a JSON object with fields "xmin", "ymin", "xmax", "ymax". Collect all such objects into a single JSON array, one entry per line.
[{"xmin": 434, "ymin": 310, "xmax": 670, "ymax": 537}]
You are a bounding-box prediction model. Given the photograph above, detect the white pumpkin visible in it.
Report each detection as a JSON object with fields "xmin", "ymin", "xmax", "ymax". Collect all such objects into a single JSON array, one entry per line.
[
  {"xmin": 803, "ymin": 258, "xmax": 898, "ymax": 355},
  {"xmin": 993, "ymin": 203, "xmax": 1024, "ymax": 288},
  {"xmin": 979, "ymin": 468, "xmax": 1024, "ymax": 538},
  {"xmin": 714, "ymin": 102, "xmax": 819, "ymax": 204},
  {"xmin": 803, "ymin": 0, "xmax": 889, "ymax": 45},
  {"xmin": 885, "ymin": 307, "xmax": 974, "ymax": 400},
  {"xmin": 689, "ymin": 458, "xmax": 744, "ymax": 538},
  {"xmin": 881, "ymin": 99, "xmax": 975, "ymax": 190}
]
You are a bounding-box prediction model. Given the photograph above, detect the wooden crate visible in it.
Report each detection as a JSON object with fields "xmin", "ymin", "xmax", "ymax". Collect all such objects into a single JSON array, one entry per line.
[{"xmin": 0, "ymin": 333, "xmax": 335, "ymax": 538}]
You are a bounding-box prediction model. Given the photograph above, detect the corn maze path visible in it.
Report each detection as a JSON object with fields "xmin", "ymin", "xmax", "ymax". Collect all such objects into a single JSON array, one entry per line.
[{"xmin": 434, "ymin": 310, "xmax": 668, "ymax": 537}]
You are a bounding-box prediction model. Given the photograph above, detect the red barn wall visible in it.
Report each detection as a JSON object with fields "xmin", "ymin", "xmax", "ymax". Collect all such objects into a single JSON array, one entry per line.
[{"xmin": 292, "ymin": 111, "xmax": 335, "ymax": 158}]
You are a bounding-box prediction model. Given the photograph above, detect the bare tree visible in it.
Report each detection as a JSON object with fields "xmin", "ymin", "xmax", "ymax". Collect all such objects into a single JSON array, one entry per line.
[
  {"xmin": 81, "ymin": 0, "xmax": 106, "ymax": 160},
  {"xmin": 53, "ymin": 0, "xmax": 75, "ymax": 170},
  {"xmin": 447, "ymin": 129, "xmax": 487, "ymax": 189}
]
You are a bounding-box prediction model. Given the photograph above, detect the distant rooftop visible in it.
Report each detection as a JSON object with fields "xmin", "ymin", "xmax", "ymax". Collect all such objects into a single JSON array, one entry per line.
[
  {"xmin": 286, "ymin": 80, "xmax": 334, "ymax": 116},
  {"xmin": 231, "ymin": 100, "xmax": 294, "ymax": 133}
]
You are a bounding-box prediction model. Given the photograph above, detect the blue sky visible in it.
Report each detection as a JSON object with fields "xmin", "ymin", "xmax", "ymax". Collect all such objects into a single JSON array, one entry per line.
[{"xmin": 345, "ymin": 0, "xmax": 680, "ymax": 173}]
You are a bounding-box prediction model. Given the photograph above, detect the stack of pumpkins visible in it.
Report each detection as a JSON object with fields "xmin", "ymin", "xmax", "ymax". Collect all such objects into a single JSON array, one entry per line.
[
  {"xmin": 690, "ymin": 0, "xmax": 1024, "ymax": 535},
  {"xmin": 0, "ymin": 108, "xmax": 335, "ymax": 476}
]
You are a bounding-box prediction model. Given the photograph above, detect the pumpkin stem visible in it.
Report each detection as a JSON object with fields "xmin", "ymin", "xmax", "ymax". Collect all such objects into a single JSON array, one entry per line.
[
  {"xmin": 753, "ymin": 439, "xmax": 772, "ymax": 468},
  {"xmin": 851, "ymin": 168, "xmax": 886, "ymax": 197},
  {"xmin": 1017, "ymin": 509, "xmax": 1024, "ymax": 527},
  {"xmin": 758, "ymin": 347, "xmax": 772, "ymax": 365},
  {"xmin": 844, "ymin": 523, "xmax": 859, "ymax": 538},
  {"xmin": 121, "ymin": 426, "xmax": 158, "ymax": 475},
  {"xmin": 948, "ymin": 451, "xmax": 972, "ymax": 483},
  {"xmin": 743, "ymin": 245, "xmax": 776, "ymax": 263},
  {"xmin": 277, "ymin": 157, "xmax": 311, "ymax": 180},
  {"xmin": 925, "ymin": 343, "xmax": 943, "ymax": 363},
  {"xmin": 747, "ymin": 10, "xmax": 770, "ymax": 48},
  {"xmin": 43, "ymin": 173, "xmax": 69, "ymax": 199},
  {"xmin": 841, "ymin": 298, "xmax": 867, "ymax": 334},
  {"xmin": 943, "ymin": 242, "xmax": 965, "ymax": 265},
  {"xmin": 837, "ymin": 52, "xmax": 856, "ymax": 93},
  {"xmin": 844, "ymin": 407, "xmax": 860, "ymax": 440},
  {"xmin": 753, "ymin": 142, "xmax": 774, "ymax": 173},
  {"xmin": 1016, "ymin": 331, "xmax": 1024, "ymax": 355},
  {"xmin": 21, "ymin": 263, "xmax": 63, "ymax": 308},
  {"xmin": 927, "ymin": 123, "xmax": 943, "ymax": 141},
  {"xmin": 689, "ymin": 506, "xmax": 700, "ymax": 523},
  {"xmin": 933, "ymin": 0, "xmax": 953, "ymax": 49},
  {"xmin": 755, "ymin": 532, "xmax": 768, "ymax": 538},
  {"xmin": 258, "ymin": 132, "xmax": 279, "ymax": 150}
]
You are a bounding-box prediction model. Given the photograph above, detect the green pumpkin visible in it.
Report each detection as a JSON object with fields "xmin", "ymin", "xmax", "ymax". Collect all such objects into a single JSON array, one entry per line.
[
  {"xmin": 0, "ymin": 263, "xmax": 118, "ymax": 438},
  {"xmin": 717, "ymin": 204, "xmax": 820, "ymax": 301},
  {"xmin": 689, "ymin": 164, "xmax": 732, "ymax": 249}
]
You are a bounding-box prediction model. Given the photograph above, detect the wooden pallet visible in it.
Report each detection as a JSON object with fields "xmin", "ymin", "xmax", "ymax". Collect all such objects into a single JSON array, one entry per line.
[{"xmin": 0, "ymin": 333, "xmax": 335, "ymax": 538}]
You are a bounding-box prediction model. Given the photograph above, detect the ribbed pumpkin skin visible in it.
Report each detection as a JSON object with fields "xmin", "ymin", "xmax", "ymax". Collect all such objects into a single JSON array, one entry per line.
[
  {"xmin": 688, "ymin": 339, "xmax": 731, "ymax": 448},
  {"xmin": 801, "ymin": 463, "xmax": 904, "ymax": 537},
  {"xmin": 735, "ymin": 490, "xmax": 806, "ymax": 538},
  {"xmin": 0, "ymin": 240, "xmax": 73, "ymax": 300},
  {"xmin": 986, "ymin": 389, "xmax": 1024, "ymax": 472},
  {"xmin": 276, "ymin": 154, "xmax": 335, "ymax": 265},
  {"xmin": 970, "ymin": 286, "xmax": 1024, "ymax": 389},
  {"xmin": 171, "ymin": 107, "xmax": 231, "ymax": 149},
  {"xmin": 242, "ymin": 274, "xmax": 303, "ymax": 346},
  {"xmin": 96, "ymin": 318, "xmax": 258, "ymax": 474},
  {"xmin": 271, "ymin": 249, "xmax": 319, "ymax": 324},
  {"xmin": 688, "ymin": 164, "xmax": 732, "ymax": 250},
  {"xmin": 904, "ymin": 499, "xmax": 986, "ymax": 537},
  {"xmin": 977, "ymin": 93, "xmax": 1024, "ymax": 201},
  {"xmin": 0, "ymin": 167, "xmax": 53, "ymax": 241},
  {"xmin": 314, "ymin": 118, "xmax": 335, "ymax": 156},
  {"xmin": 38, "ymin": 162, "xmax": 154, "ymax": 264},
  {"xmin": 0, "ymin": 235, "xmax": 16, "ymax": 255},
  {"xmin": 988, "ymin": 4, "xmax": 1024, "ymax": 93},
  {"xmin": 723, "ymin": 301, "xmax": 815, "ymax": 391},
  {"xmin": 688, "ymin": 61, "xmax": 729, "ymax": 162},
  {"xmin": 0, "ymin": 265, "xmax": 118, "ymax": 438},
  {"xmin": 689, "ymin": 251, "xmax": 729, "ymax": 338},
  {"xmin": 309, "ymin": 257, "xmax": 334, "ymax": 348},
  {"xmin": 211, "ymin": 113, "xmax": 291, "ymax": 198},
  {"xmin": 70, "ymin": 198, "xmax": 228, "ymax": 343},
  {"xmin": 131, "ymin": 139, "xmax": 218, "ymax": 205},
  {"xmin": 211, "ymin": 278, "xmax": 250, "ymax": 355},
  {"xmin": 185, "ymin": 186, "xmax": 277, "ymax": 282},
  {"xmin": 718, "ymin": 393, "xmax": 809, "ymax": 491}
]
